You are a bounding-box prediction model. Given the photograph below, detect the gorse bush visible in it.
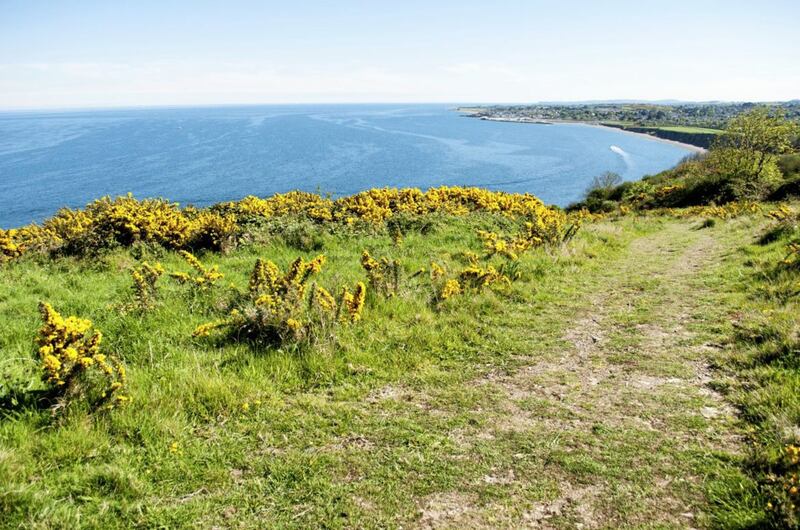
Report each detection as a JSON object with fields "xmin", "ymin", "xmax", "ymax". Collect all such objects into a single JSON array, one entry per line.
[
  {"xmin": 192, "ymin": 254, "xmax": 364, "ymax": 346},
  {"xmin": 215, "ymin": 186, "xmax": 566, "ymax": 227},
  {"xmin": 130, "ymin": 262, "xmax": 164, "ymax": 310},
  {"xmin": 360, "ymin": 250, "xmax": 400, "ymax": 297},
  {"xmin": 438, "ymin": 279, "xmax": 462, "ymax": 300},
  {"xmin": 426, "ymin": 256, "xmax": 511, "ymax": 306},
  {"xmin": 338, "ymin": 282, "xmax": 367, "ymax": 323},
  {"xmin": 35, "ymin": 302, "xmax": 129, "ymax": 410},
  {"xmin": 0, "ymin": 229, "xmax": 24, "ymax": 262},
  {"xmin": 767, "ymin": 445, "xmax": 800, "ymax": 525},
  {"xmin": 477, "ymin": 210, "xmax": 582, "ymax": 262},
  {"xmin": 3, "ymin": 195, "xmax": 239, "ymax": 258},
  {"xmin": 458, "ymin": 264, "xmax": 511, "ymax": 290},
  {"xmin": 1, "ymin": 187, "xmax": 568, "ymax": 264},
  {"xmin": 169, "ymin": 250, "xmax": 224, "ymax": 290}
]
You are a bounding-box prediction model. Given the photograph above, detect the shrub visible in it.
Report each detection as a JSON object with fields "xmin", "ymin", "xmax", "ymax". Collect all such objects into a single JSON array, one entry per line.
[
  {"xmin": 768, "ymin": 176, "xmax": 800, "ymax": 201},
  {"xmin": 778, "ymin": 154, "xmax": 800, "ymax": 178},
  {"xmin": 477, "ymin": 216, "xmax": 577, "ymax": 262},
  {"xmin": 765, "ymin": 445, "xmax": 800, "ymax": 526},
  {"xmin": 338, "ymin": 282, "xmax": 367, "ymax": 323},
  {"xmin": 439, "ymin": 279, "xmax": 461, "ymax": 301},
  {"xmin": 427, "ymin": 258, "xmax": 511, "ymax": 307},
  {"xmin": 360, "ymin": 250, "xmax": 400, "ymax": 297},
  {"xmin": 2, "ymin": 187, "xmax": 568, "ymax": 264},
  {"xmin": 621, "ymin": 180, "xmax": 656, "ymax": 204},
  {"xmin": 0, "ymin": 229, "xmax": 24, "ymax": 262},
  {"xmin": 458, "ymin": 264, "xmax": 511, "ymax": 290},
  {"xmin": 586, "ymin": 171, "xmax": 623, "ymax": 197},
  {"xmin": 169, "ymin": 250, "xmax": 223, "ymax": 290},
  {"xmin": 478, "ymin": 230, "xmax": 526, "ymax": 261},
  {"xmin": 184, "ymin": 209, "xmax": 239, "ymax": 252},
  {"xmin": 281, "ymin": 219, "xmax": 326, "ymax": 251},
  {"xmin": 130, "ymin": 262, "xmax": 165, "ymax": 310},
  {"xmin": 705, "ymin": 148, "xmax": 783, "ymax": 200},
  {"xmin": 193, "ymin": 255, "xmax": 364, "ymax": 346},
  {"xmin": 35, "ymin": 303, "xmax": 129, "ymax": 410},
  {"xmin": 704, "ymin": 107, "xmax": 798, "ymax": 201}
]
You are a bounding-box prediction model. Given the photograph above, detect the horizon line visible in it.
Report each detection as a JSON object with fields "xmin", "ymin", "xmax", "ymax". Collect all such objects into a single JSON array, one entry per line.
[{"xmin": 1, "ymin": 99, "xmax": 798, "ymax": 114}]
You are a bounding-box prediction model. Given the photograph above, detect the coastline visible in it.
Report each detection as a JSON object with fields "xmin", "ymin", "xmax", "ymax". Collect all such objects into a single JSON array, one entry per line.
[
  {"xmin": 457, "ymin": 111, "xmax": 707, "ymax": 153},
  {"xmin": 576, "ymin": 121, "xmax": 707, "ymax": 154}
]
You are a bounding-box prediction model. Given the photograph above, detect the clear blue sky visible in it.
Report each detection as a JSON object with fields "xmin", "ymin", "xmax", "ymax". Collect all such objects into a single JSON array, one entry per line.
[{"xmin": 1, "ymin": 0, "xmax": 798, "ymax": 109}]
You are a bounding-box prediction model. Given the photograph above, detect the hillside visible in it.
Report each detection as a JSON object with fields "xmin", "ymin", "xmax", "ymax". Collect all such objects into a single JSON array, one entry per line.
[{"xmin": 2, "ymin": 188, "xmax": 800, "ymax": 528}]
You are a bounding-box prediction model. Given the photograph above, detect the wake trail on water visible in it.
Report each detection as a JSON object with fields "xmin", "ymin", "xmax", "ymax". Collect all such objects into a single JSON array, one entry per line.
[{"xmin": 609, "ymin": 145, "xmax": 633, "ymax": 169}]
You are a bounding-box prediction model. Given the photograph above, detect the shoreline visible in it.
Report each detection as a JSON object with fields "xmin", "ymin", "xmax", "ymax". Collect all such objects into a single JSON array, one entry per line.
[
  {"xmin": 575, "ymin": 121, "xmax": 707, "ymax": 153},
  {"xmin": 458, "ymin": 112, "xmax": 707, "ymax": 153}
]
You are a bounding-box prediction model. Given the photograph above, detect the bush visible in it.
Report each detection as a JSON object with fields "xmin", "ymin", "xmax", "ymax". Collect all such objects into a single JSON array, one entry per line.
[
  {"xmin": 169, "ymin": 250, "xmax": 224, "ymax": 291},
  {"xmin": 778, "ymin": 154, "xmax": 800, "ymax": 178},
  {"xmin": 585, "ymin": 171, "xmax": 623, "ymax": 198},
  {"xmin": 194, "ymin": 255, "xmax": 365, "ymax": 347},
  {"xmin": 35, "ymin": 303, "xmax": 129, "ymax": 410},
  {"xmin": 2, "ymin": 187, "xmax": 569, "ymax": 264},
  {"xmin": 621, "ymin": 180, "xmax": 656, "ymax": 204},
  {"xmin": 280, "ymin": 219, "xmax": 326, "ymax": 251},
  {"xmin": 130, "ymin": 262, "xmax": 164, "ymax": 310},
  {"xmin": 360, "ymin": 250, "xmax": 400, "ymax": 297}
]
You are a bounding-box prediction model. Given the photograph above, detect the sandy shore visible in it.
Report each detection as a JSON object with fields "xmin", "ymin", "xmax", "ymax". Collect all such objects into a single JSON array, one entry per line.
[
  {"xmin": 576, "ymin": 122, "xmax": 708, "ymax": 153},
  {"xmin": 460, "ymin": 113, "xmax": 707, "ymax": 154}
]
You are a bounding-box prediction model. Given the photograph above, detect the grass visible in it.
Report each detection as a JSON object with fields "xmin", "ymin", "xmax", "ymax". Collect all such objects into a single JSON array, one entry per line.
[
  {"xmin": 1, "ymin": 207, "xmax": 798, "ymax": 527},
  {"xmin": 599, "ymin": 121, "xmax": 723, "ymax": 135},
  {"xmin": 650, "ymin": 125, "xmax": 724, "ymax": 135}
]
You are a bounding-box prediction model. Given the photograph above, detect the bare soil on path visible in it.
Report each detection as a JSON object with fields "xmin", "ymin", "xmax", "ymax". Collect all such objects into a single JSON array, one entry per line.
[{"xmin": 412, "ymin": 221, "xmax": 743, "ymax": 529}]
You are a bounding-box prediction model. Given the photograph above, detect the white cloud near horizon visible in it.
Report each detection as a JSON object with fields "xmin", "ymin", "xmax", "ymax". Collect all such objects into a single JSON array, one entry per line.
[{"xmin": 2, "ymin": 60, "xmax": 798, "ymax": 111}]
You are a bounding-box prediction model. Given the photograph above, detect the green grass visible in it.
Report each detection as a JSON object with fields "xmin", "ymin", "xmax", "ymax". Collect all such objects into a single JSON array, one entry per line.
[
  {"xmin": 650, "ymin": 125, "xmax": 724, "ymax": 135},
  {"xmin": 598, "ymin": 122, "xmax": 723, "ymax": 135},
  {"xmin": 1, "ymin": 209, "xmax": 797, "ymax": 528}
]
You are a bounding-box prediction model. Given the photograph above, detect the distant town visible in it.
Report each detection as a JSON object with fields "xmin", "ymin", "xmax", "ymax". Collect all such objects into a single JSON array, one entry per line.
[{"xmin": 458, "ymin": 101, "xmax": 800, "ymax": 149}]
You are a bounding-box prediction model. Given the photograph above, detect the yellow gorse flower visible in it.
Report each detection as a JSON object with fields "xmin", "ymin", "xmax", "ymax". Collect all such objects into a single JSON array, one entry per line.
[
  {"xmin": 194, "ymin": 254, "xmax": 346, "ymax": 344},
  {"xmin": 312, "ymin": 285, "xmax": 337, "ymax": 312},
  {"xmin": 170, "ymin": 251, "xmax": 223, "ymax": 289},
  {"xmin": 131, "ymin": 261, "xmax": 164, "ymax": 309},
  {"xmin": 340, "ymin": 282, "xmax": 367, "ymax": 323},
  {"xmin": 35, "ymin": 302, "xmax": 128, "ymax": 408},
  {"xmin": 458, "ymin": 265, "xmax": 511, "ymax": 289},
  {"xmin": 360, "ymin": 250, "xmax": 400, "ymax": 296},
  {"xmin": 430, "ymin": 262, "xmax": 445, "ymax": 280},
  {"xmin": 2, "ymin": 187, "xmax": 566, "ymax": 264},
  {"xmin": 440, "ymin": 279, "xmax": 461, "ymax": 300}
]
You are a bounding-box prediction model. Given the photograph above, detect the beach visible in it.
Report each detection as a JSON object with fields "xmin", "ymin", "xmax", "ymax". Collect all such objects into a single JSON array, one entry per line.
[{"xmin": 460, "ymin": 112, "xmax": 707, "ymax": 154}]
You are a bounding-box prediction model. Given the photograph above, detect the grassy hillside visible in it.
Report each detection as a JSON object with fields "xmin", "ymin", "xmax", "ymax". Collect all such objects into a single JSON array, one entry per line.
[
  {"xmin": 571, "ymin": 153, "xmax": 800, "ymax": 215},
  {"xmin": 3, "ymin": 186, "xmax": 800, "ymax": 527}
]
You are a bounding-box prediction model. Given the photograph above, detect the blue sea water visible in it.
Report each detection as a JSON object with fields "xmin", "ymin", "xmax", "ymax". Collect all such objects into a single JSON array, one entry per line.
[{"xmin": 0, "ymin": 104, "xmax": 695, "ymax": 228}]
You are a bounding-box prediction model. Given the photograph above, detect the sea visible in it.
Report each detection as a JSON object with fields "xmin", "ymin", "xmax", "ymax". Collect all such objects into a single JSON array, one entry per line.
[{"xmin": 0, "ymin": 104, "xmax": 695, "ymax": 228}]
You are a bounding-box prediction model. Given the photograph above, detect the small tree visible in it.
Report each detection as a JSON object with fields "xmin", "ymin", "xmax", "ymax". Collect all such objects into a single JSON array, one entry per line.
[
  {"xmin": 707, "ymin": 107, "xmax": 799, "ymax": 199},
  {"xmin": 581, "ymin": 171, "xmax": 623, "ymax": 212},
  {"xmin": 587, "ymin": 171, "xmax": 623, "ymax": 196}
]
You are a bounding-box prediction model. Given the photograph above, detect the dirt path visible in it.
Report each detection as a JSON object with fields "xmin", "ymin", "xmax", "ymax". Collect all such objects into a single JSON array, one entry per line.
[{"xmin": 415, "ymin": 221, "xmax": 743, "ymax": 529}]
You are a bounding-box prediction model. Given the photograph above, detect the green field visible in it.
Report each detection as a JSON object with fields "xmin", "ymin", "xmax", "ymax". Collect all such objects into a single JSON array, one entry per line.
[
  {"xmin": 4, "ymin": 204, "xmax": 800, "ymax": 528},
  {"xmin": 650, "ymin": 125, "xmax": 724, "ymax": 134},
  {"xmin": 600, "ymin": 122, "xmax": 723, "ymax": 135}
]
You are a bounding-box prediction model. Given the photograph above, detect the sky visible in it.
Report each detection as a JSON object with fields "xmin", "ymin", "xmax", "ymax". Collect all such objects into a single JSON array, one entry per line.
[{"xmin": 1, "ymin": 0, "xmax": 798, "ymax": 110}]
